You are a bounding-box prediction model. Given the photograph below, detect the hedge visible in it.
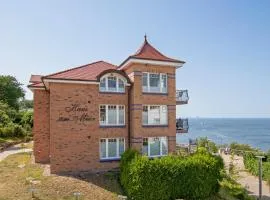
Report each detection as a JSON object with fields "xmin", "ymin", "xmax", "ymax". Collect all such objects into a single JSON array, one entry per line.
[
  {"xmin": 120, "ymin": 149, "xmax": 224, "ymax": 200},
  {"xmin": 243, "ymin": 152, "xmax": 270, "ymax": 181}
]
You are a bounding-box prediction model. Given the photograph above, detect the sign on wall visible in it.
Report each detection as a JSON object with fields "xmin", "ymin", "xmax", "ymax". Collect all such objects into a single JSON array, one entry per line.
[{"xmin": 57, "ymin": 103, "xmax": 95, "ymax": 124}]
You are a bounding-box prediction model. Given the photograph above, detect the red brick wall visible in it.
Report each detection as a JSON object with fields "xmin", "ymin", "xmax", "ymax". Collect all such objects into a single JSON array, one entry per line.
[
  {"xmin": 49, "ymin": 83, "xmax": 129, "ymax": 173},
  {"xmin": 33, "ymin": 90, "xmax": 50, "ymax": 163},
  {"xmin": 125, "ymin": 64, "xmax": 177, "ymax": 153}
]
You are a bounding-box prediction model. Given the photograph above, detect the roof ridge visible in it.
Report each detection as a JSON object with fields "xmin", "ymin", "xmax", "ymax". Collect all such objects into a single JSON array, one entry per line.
[
  {"xmin": 43, "ymin": 60, "xmax": 116, "ymax": 79},
  {"xmin": 133, "ymin": 40, "xmax": 174, "ymax": 60}
]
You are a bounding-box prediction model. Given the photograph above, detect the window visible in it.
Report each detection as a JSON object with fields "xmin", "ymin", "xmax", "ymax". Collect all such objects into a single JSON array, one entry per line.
[
  {"xmin": 99, "ymin": 105, "xmax": 125, "ymax": 126},
  {"xmin": 108, "ymin": 76, "xmax": 117, "ymax": 92},
  {"xmin": 142, "ymin": 137, "xmax": 168, "ymax": 157},
  {"xmin": 99, "ymin": 75, "xmax": 126, "ymax": 93},
  {"xmin": 142, "ymin": 72, "xmax": 167, "ymax": 93},
  {"xmin": 142, "ymin": 105, "xmax": 168, "ymax": 125},
  {"xmin": 100, "ymin": 138, "xmax": 125, "ymax": 159},
  {"xmin": 118, "ymin": 79, "xmax": 125, "ymax": 92}
]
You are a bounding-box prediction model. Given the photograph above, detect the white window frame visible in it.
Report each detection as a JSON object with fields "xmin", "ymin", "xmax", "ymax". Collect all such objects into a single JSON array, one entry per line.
[
  {"xmin": 100, "ymin": 138, "xmax": 125, "ymax": 160},
  {"xmin": 142, "ymin": 105, "xmax": 168, "ymax": 126},
  {"xmin": 142, "ymin": 137, "xmax": 168, "ymax": 157},
  {"xmin": 142, "ymin": 72, "xmax": 167, "ymax": 93},
  {"xmin": 99, "ymin": 74, "xmax": 126, "ymax": 93},
  {"xmin": 99, "ymin": 105, "xmax": 125, "ymax": 126}
]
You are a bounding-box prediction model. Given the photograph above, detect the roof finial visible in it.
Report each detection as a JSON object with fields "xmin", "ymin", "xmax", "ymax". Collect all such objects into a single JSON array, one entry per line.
[{"xmin": 144, "ymin": 34, "xmax": 147, "ymax": 42}]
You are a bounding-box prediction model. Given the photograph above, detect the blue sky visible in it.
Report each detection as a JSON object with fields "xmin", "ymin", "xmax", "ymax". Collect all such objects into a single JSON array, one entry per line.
[{"xmin": 0, "ymin": 0, "xmax": 270, "ymax": 118}]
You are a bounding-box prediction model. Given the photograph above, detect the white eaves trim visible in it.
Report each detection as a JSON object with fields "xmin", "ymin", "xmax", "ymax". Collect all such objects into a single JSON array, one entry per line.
[
  {"xmin": 28, "ymin": 87, "xmax": 46, "ymax": 92},
  {"xmin": 43, "ymin": 79, "xmax": 100, "ymax": 85},
  {"xmin": 43, "ymin": 78, "xmax": 131, "ymax": 86},
  {"xmin": 118, "ymin": 58, "xmax": 184, "ymax": 70}
]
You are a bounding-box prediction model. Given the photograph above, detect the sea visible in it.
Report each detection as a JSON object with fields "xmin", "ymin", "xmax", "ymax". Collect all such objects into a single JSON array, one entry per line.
[{"xmin": 176, "ymin": 118, "xmax": 270, "ymax": 152}]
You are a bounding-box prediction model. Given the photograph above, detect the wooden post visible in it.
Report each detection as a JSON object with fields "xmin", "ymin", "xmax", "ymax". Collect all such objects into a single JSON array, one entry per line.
[{"xmin": 256, "ymin": 156, "xmax": 264, "ymax": 200}]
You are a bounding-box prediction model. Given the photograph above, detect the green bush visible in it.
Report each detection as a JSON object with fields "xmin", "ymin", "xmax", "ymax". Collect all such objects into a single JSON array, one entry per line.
[
  {"xmin": 243, "ymin": 152, "xmax": 270, "ymax": 181},
  {"xmin": 120, "ymin": 150, "xmax": 224, "ymax": 200},
  {"xmin": 197, "ymin": 137, "xmax": 218, "ymax": 153},
  {"xmin": 20, "ymin": 110, "xmax": 33, "ymax": 128},
  {"xmin": 220, "ymin": 175, "xmax": 255, "ymax": 200},
  {"xmin": 0, "ymin": 101, "xmax": 33, "ymax": 139},
  {"xmin": 0, "ymin": 123, "xmax": 26, "ymax": 138}
]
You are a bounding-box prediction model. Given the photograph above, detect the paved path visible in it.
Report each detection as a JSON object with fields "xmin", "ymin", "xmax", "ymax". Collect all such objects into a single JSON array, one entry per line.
[
  {"xmin": 222, "ymin": 153, "xmax": 270, "ymax": 199},
  {"xmin": 0, "ymin": 143, "xmax": 32, "ymax": 162}
]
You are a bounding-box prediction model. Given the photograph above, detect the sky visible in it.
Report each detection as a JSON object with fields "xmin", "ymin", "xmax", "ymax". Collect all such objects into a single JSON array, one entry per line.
[{"xmin": 0, "ymin": 0, "xmax": 270, "ymax": 118}]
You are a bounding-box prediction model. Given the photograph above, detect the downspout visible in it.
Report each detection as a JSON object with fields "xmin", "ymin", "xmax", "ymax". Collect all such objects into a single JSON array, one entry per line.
[{"xmin": 128, "ymin": 83, "xmax": 132, "ymax": 148}]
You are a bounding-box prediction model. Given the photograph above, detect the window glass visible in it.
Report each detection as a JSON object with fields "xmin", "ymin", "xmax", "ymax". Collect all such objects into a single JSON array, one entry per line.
[
  {"xmin": 118, "ymin": 105, "xmax": 125, "ymax": 125},
  {"xmin": 161, "ymin": 74, "xmax": 167, "ymax": 93},
  {"xmin": 160, "ymin": 106, "xmax": 168, "ymax": 125},
  {"xmin": 142, "ymin": 73, "xmax": 148, "ymax": 92},
  {"xmin": 108, "ymin": 105, "xmax": 117, "ymax": 124},
  {"xmin": 100, "ymin": 138, "xmax": 125, "ymax": 159},
  {"xmin": 142, "ymin": 138, "xmax": 148, "ymax": 155},
  {"xmin": 100, "ymin": 139, "xmax": 106, "ymax": 158},
  {"xmin": 100, "ymin": 105, "xmax": 125, "ymax": 126},
  {"xmin": 118, "ymin": 79, "xmax": 125, "ymax": 92},
  {"xmin": 108, "ymin": 76, "xmax": 117, "ymax": 91},
  {"xmin": 100, "ymin": 105, "xmax": 106, "ymax": 125},
  {"xmin": 141, "ymin": 72, "xmax": 167, "ymax": 93},
  {"xmin": 119, "ymin": 138, "xmax": 125, "ymax": 155},
  {"xmin": 149, "ymin": 74, "xmax": 160, "ymax": 92},
  {"xmin": 142, "ymin": 105, "xmax": 167, "ymax": 125},
  {"xmin": 142, "ymin": 137, "xmax": 168, "ymax": 157},
  {"xmin": 100, "ymin": 78, "xmax": 106, "ymax": 91},
  {"xmin": 149, "ymin": 106, "xmax": 160, "ymax": 125},
  {"xmin": 108, "ymin": 138, "xmax": 117, "ymax": 157},
  {"xmin": 149, "ymin": 137, "xmax": 161, "ymax": 156},
  {"xmin": 142, "ymin": 106, "xmax": 148, "ymax": 125}
]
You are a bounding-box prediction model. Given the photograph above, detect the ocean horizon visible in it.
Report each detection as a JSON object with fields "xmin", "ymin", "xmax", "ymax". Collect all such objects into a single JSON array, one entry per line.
[{"xmin": 176, "ymin": 118, "xmax": 270, "ymax": 152}]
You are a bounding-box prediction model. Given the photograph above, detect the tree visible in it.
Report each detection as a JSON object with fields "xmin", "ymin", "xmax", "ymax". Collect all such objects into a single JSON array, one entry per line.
[
  {"xmin": 19, "ymin": 99, "xmax": 33, "ymax": 110},
  {"xmin": 0, "ymin": 75, "xmax": 24, "ymax": 109}
]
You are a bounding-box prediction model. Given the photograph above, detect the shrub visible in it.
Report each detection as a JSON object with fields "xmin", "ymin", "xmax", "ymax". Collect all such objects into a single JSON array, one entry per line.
[
  {"xmin": 197, "ymin": 137, "xmax": 218, "ymax": 153},
  {"xmin": 0, "ymin": 110, "xmax": 11, "ymax": 126},
  {"xmin": 0, "ymin": 123, "xmax": 26, "ymax": 138},
  {"xmin": 20, "ymin": 110, "xmax": 33, "ymax": 128},
  {"xmin": 120, "ymin": 150, "xmax": 224, "ymax": 200},
  {"xmin": 243, "ymin": 152, "xmax": 270, "ymax": 181}
]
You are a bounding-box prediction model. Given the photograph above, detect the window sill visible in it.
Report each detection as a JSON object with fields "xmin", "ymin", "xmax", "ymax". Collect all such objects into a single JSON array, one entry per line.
[
  {"xmin": 100, "ymin": 125, "xmax": 126, "ymax": 128},
  {"xmin": 142, "ymin": 125, "xmax": 168, "ymax": 128},
  {"xmin": 99, "ymin": 91, "xmax": 126, "ymax": 94},
  {"xmin": 142, "ymin": 92, "xmax": 168, "ymax": 95},
  {"xmin": 100, "ymin": 158, "xmax": 121, "ymax": 162},
  {"xmin": 148, "ymin": 155, "xmax": 167, "ymax": 159}
]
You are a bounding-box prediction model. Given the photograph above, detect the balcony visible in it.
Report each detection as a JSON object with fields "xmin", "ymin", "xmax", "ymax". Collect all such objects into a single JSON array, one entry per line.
[
  {"xmin": 176, "ymin": 118, "xmax": 189, "ymax": 133},
  {"xmin": 176, "ymin": 90, "xmax": 189, "ymax": 105}
]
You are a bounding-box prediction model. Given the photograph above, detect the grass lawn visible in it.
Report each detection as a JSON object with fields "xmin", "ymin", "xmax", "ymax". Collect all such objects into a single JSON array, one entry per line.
[
  {"xmin": 0, "ymin": 151, "xmax": 254, "ymax": 200},
  {"xmin": 0, "ymin": 153, "xmax": 123, "ymax": 200}
]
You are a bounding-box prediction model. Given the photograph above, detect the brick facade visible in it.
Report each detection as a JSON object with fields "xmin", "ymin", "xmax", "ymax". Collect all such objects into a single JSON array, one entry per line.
[
  {"xmin": 30, "ymin": 38, "xmax": 187, "ymax": 174},
  {"xmin": 125, "ymin": 64, "xmax": 176, "ymax": 153},
  {"xmin": 33, "ymin": 90, "xmax": 50, "ymax": 163}
]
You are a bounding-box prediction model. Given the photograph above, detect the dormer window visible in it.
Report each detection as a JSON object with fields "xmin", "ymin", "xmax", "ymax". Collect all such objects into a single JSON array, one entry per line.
[{"xmin": 99, "ymin": 74, "xmax": 126, "ymax": 93}]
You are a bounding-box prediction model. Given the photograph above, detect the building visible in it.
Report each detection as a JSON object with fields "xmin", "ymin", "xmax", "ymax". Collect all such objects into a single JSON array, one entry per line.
[{"xmin": 28, "ymin": 36, "xmax": 189, "ymax": 174}]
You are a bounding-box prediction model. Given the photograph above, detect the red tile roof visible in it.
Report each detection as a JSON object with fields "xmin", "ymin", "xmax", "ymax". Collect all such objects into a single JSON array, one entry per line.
[
  {"xmin": 28, "ymin": 82, "xmax": 45, "ymax": 88},
  {"xmin": 44, "ymin": 61, "xmax": 117, "ymax": 81},
  {"xmin": 130, "ymin": 37, "xmax": 185, "ymax": 63},
  {"xmin": 30, "ymin": 75, "xmax": 42, "ymax": 83}
]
